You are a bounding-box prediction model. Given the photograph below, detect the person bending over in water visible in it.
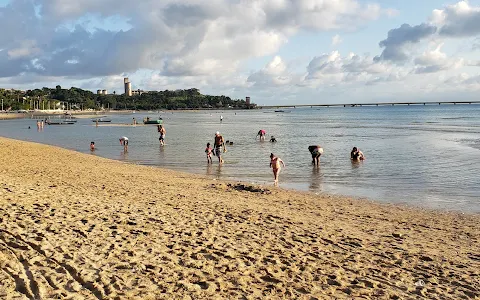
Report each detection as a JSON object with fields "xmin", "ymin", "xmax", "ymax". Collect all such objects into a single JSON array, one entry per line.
[
  {"xmin": 205, "ymin": 143, "xmax": 213, "ymax": 164},
  {"xmin": 257, "ymin": 129, "xmax": 266, "ymax": 141},
  {"xmin": 308, "ymin": 145, "xmax": 324, "ymax": 166},
  {"xmin": 90, "ymin": 142, "xmax": 95, "ymax": 151},
  {"xmin": 351, "ymin": 147, "xmax": 365, "ymax": 161},
  {"xmin": 270, "ymin": 136, "xmax": 277, "ymax": 142},
  {"xmin": 119, "ymin": 136, "xmax": 129, "ymax": 152},
  {"xmin": 270, "ymin": 153, "xmax": 285, "ymax": 185}
]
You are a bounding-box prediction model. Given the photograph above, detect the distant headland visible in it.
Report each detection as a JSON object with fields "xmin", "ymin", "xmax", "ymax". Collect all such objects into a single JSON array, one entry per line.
[{"xmin": 0, "ymin": 79, "xmax": 256, "ymax": 112}]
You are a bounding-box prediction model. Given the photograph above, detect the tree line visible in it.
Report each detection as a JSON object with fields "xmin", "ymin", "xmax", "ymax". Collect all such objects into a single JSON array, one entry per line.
[{"xmin": 1, "ymin": 86, "xmax": 252, "ymax": 111}]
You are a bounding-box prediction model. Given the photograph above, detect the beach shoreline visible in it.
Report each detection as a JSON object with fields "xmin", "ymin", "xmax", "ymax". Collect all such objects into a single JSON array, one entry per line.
[{"xmin": 0, "ymin": 137, "xmax": 478, "ymax": 299}]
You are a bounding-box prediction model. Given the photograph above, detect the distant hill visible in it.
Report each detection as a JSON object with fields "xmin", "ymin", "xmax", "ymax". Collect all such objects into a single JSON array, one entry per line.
[{"xmin": 1, "ymin": 86, "xmax": 252, "ymax": 111}]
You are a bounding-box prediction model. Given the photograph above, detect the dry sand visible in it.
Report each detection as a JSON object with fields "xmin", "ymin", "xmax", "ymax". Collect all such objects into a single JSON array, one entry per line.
[{"xmin": 0, "ymin": 137, "xmax": 478, "ymax": 299}]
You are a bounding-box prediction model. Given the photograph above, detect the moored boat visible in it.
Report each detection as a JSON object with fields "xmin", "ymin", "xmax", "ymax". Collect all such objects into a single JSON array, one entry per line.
[
  {"xmin": 92, "ymin": 118, "xmax": 112, "ymax": 123},
  {"xmin": 46, "ymin": 120, "xmax": 75, "ymax": 125},
  {"xmin": 143, "ymin": 117, "xmax": 163, "ymax": 124}
]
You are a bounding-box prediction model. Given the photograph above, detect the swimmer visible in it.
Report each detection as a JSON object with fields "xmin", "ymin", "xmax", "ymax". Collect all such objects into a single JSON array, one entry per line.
[
  {"xmin": 270, "ymin": 136, "xmax": 277, "ymax": 142},
  {"xmin": 270, "ymin": 153, "xmax": 285, "ymax": 185},
  {"xmin": 90, "ymin": 141, "xmax": 95, "ymax": 151},
  {"xmin": 119, "ymin": 136, "xmax": 129, "ymax": 152},
  {"xmin": 308, "ymin": 145, "xmax": 324, "ymax": 166},
  {"xmin": 350, "ymin": 147, "xmax": 365, "ymax": 161},
  {"xmin": 257, "ymin": 129, "xmax": 266, "ymax": 141}
]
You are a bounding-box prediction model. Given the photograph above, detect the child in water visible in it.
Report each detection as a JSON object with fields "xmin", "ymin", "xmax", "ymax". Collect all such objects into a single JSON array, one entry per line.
[
  {"xmin": 270, "ymin": 153, "xmax": 285, "ymax": 185},
  {"xmin": 90, "ymin": 142, "xmax": 95, "ymax": 151},
  {"xmin": 205, "ymin": 143, "xmax": 213, "ymax": 164}
]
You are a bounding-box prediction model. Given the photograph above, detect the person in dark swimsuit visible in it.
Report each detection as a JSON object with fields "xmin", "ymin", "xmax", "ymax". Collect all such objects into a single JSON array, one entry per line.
[{"xmin": 308, "ymin": 145, "xmax": 323, "ymax": 166}]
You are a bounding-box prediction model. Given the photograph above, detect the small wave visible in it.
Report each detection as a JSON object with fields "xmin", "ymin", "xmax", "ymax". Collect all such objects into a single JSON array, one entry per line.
[{"xmin": 441, "ymin": 117, "xmax": 476, "ymax": 120}]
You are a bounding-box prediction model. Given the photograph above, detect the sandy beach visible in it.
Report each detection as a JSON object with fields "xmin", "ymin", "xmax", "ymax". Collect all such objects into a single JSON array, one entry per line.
[{"xmin": 0, "ymin": 137, "xmax": 478, "ymax": 299}]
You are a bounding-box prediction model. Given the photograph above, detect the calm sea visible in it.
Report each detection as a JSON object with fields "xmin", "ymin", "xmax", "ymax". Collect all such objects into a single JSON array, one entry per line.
[{"xmin": 1, "ymin": 105, "xmax": 479, "ymax": 213}]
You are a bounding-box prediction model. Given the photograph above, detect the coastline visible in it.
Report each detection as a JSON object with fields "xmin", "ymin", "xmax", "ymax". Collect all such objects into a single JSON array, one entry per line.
[
  {"xmin": 0, "ymin": 137, "xmax": 478, "ymax": 299},
  {"xmin": 0, "ymin": 109, "xmax": 234, "ymax": 121}
]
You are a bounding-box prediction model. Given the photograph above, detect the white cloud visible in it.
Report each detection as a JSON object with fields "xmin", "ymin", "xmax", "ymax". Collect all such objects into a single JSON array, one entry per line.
[
  {"xmin": 432, "ymin": 1, "xmax": 480, "ymax": 37},
  {"xmin": 0, "ymin": 0, "xmax": 387, "ymax": 80},
  {"xmin": 304, "ymin": 51, "xmax": 401, "ymax": 86},
  {"xmin": 331, "ymin": 34, "xmax": 342, "ymax": 46},
  {"xmin": 247, "ymin": 56, "xmax": 297, "ymax": 87},
  {"xmin": 413, "ymin": 43, "xmax": 464, "ymax": 73}
]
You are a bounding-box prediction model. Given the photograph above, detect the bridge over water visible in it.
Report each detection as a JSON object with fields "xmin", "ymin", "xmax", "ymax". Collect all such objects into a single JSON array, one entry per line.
[{"xmin": 257, "ymin": 101, "xmax": 480, "ymax": 109}]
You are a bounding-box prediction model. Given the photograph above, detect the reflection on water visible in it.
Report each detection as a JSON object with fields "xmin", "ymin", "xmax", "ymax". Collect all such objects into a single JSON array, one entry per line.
[
  {"xmin": 309, "ymin": 166, "xmax": 323, "ymax": 190},
  {"xmin": 1, "ymin": 105, "xmax": 480, "ymax": 213},
  {"xmin": 351, "ymin": 160, "xmax": 363, "ymax": 169}
]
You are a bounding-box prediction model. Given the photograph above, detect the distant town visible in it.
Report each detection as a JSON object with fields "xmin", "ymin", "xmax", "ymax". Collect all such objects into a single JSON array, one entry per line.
[{"xmin": 1, "ymin": 77, "xmax": 255, "ymax": 112}]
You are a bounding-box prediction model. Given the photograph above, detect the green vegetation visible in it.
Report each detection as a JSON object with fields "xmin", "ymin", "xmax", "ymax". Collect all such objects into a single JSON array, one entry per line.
[{"xmin": 0, "ymin": 86, "xmax": 252, "ymax": 111}]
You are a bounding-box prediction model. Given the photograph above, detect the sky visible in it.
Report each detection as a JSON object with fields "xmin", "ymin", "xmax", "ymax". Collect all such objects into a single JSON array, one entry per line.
[{"xmin": 2, "ymin": 0, "xmax": 480, "ymax": 105}]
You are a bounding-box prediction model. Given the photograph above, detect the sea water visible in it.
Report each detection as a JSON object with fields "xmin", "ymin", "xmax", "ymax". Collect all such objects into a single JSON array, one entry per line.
[{"xmin": 1, "ymin": 105, "xmax": 479, "ymax": 213}]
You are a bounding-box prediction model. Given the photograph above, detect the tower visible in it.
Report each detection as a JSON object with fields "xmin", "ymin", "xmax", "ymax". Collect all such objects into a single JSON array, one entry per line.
[
  {"xmin": 246, "ymin": 96, "xmax": 251, "ymax": 106},
  {"xmin": 124, "ymin": 78, "xmax": 132, "ymax": 96}
]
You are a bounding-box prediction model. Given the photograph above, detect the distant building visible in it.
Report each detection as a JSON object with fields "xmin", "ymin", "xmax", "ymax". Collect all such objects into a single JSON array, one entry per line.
[
  {"xmin": 124, "ymin": 78, "xmax": 132, "ymax": 96},
  {"xmin": 246, "ymin": 96, "xmax": 251, "ymax": 106},
  {"xmin": 131, "ymin": 89, "xmax": 145, "ymax": 96},
  {"xmin": 97, "ymin": 90, "xmax": 102, "ymax": 95},
  {"xmin": 102, "ymin": 89, "xmax": 108, "ymax": 95}
]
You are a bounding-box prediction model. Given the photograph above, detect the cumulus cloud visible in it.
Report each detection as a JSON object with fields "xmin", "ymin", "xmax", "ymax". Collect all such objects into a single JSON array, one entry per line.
[
  {"xmin": 247, "ymin": 56, "xmax": 295, "ymax": 87},
  {"xmin": 413, "ymin": 43, "xmax": 464, "ymax": 73},
  {"xmin": 304, "ymin": 51, "xmax": 402, "ymax": 85},
  {"xmin": 0, "ymin": 0, "xmax": 386, "ymax": 81},
  {"xmin": 432, "ymin": 1, "xmax": 480, "ymax": 37},
  {"xmin": 374, "ymin": 23, "xmax": 437, "ymax": 62}
]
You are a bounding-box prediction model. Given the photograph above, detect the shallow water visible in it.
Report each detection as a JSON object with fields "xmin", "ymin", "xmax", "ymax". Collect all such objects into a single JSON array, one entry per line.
[{"xmin": 1, "ymin": 105, "xmax": 479, "ymax": 213}]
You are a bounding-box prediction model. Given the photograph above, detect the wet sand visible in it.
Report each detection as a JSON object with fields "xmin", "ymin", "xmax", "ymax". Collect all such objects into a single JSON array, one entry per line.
[
  {"xmin": 0, "ymin": 137, "xmax": 478, "ymax": 299},
  {"xmin": 0, "ymin": 113, "xmax": 26, "ymax": 120}
]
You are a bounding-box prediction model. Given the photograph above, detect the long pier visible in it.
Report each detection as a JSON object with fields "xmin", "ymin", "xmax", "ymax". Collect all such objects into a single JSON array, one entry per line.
[{"xmin": 258, "ymin": 101, "xmax": 480, "ymax": 109}]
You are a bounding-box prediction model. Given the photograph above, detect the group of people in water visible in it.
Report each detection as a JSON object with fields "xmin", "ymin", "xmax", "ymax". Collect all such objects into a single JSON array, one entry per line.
[
  {"xmin": 206, "ymin": 128, "xmax": 365, "ymax": 185},
  {"xmin": 90, "ymin": 123, "xmax": 365, "ymax": 185}
]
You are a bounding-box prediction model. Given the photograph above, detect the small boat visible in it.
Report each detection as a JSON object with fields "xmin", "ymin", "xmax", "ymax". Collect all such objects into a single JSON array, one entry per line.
[
  {"xmin": 274, "ymin": 110, "xmax": 285, "ymax": 112},
  {"xmin": 92, "ymin": 118, "xmax": 112, "ymax": 123},
  {"xmin": 64, "ymin": 119, "xmax": 77, "ymax": 123},
  {"xmin": 46, "ymin": 120, "xmax": 75, "ymax": 125},
  {"xmin": 143, "ymin": 117, "xmax": 163, "ymax": 124}
]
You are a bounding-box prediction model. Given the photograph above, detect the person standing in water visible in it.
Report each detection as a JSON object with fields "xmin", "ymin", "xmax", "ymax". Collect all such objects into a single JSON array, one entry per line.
[
  {"xmin": 158, "ymin": 125, "xmax": 166, "ymax": 146},
  {"xmin": 220, "ymin": 115, "xmax": 223, "ymax": 122},
  {"xmin": 257, "ymin": 129, "xmax": 266, "ymax": 141},
  {"xmin": 214, "ymin": 131, "xmax": 225, "ymax": 164},
  {"xmin": 308, "ymin": 145, "xmax": 324, "ymax": 166},
  {"xmin": 119, "ymin": 136, "xmax": 129, "ymax": 152},
  {"xmin": 270, "ymin": 153, "xmax": 285, "ymax": 185},
  {"xmin": 90, "ymin": 142, "xmax": 95, "ymax": 151},
  {"xmin": 350, "ymin": 147, "xmax": 365, "ymax": 161},
  {"xmin": 205, "ymin": 143, "xmax": 213, "ymax": 164}
]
